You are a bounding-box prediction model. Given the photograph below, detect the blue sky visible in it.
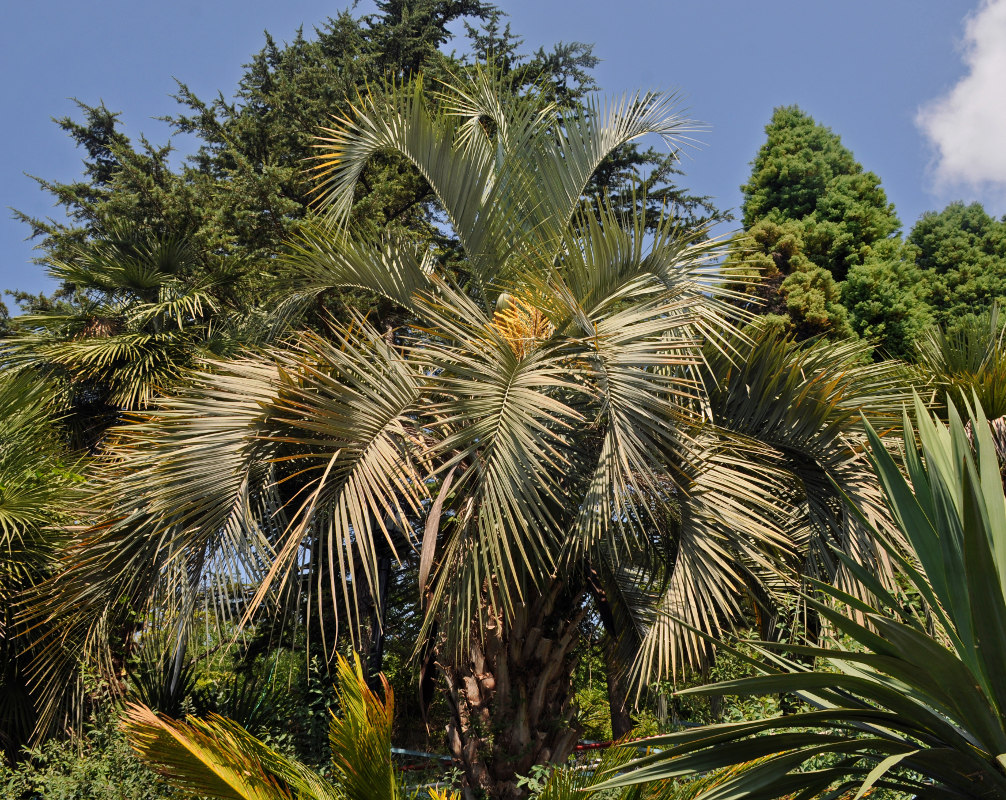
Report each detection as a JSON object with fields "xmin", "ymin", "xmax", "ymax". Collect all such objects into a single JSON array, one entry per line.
[{"xmin": 2, "ymin": 0, "xmax": 998, "ymax": 299}]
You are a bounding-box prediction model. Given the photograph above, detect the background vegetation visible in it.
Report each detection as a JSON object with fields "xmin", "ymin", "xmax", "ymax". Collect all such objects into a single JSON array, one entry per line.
[{"xmin": 3, "ymin": 2, "xmax": 1006, "ymax": 799}]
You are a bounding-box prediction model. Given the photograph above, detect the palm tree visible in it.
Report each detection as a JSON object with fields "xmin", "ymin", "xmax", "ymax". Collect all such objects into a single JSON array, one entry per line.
[
  {"xmin": 122, "ymin": 653, "xmax": 403, "ymax": 800},
  {"xmin": 610, "ymin": 327, "xmax": 908, "ymax": 697},
  {"xmin": 914, "ymin": 302, "xmax": 1006, "ymax": 420},
  {"xmin": 0, "ymin": 373, "xmax": 84, "ymax": 761},
  {"xmin": 28, "ymin": 71, "xmax": 903, "ymax": 798},
  {"xmin": 7, "ymin": 225, "xmax": 259, "ymax": 450},
  {"xmin": 600, "ymin": 395, "xmax": 1006, "ymax": 798}
]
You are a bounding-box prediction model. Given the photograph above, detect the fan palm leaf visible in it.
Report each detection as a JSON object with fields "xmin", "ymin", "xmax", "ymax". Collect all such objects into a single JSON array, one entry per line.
[
  {"xmin": 7, "ymin": 227, "xmax": 257, "ymax": 447},
  {"xmin": 914, "ymin": 302, "xmax": 1006, "ymax": 419},
  {"xmin": 0, "ymin": 372, "xmax": 86, "ymax": 755}
]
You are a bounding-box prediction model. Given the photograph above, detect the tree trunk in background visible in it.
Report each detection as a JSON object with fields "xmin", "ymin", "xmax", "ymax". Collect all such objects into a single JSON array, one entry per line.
[
  {"xmin": 586, "ymin": 568, "xmax": 635, "ymax": 740},
  {"xmin": 439, "ymin": 582, "xmax": 587, "ymax": 800},
  {"xmin": 604, "ymin": 637, "xmax": 634, "ymax": 740},
  {"xmin": 365, "ymin": 554, "xmax": 392, "ymax": 687}
]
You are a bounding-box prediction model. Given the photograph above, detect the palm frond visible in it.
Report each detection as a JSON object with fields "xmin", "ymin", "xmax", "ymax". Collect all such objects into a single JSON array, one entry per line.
[
  {"xmin": 281, "ymin": 222, "xmax": 435, "ymax": 313},
  {"xmin": 914, "ymin": 303, "xmax": 1006, "ymax": 418},
  {"xmin": 121, "ymin": 702, "xmax": 338, "ymax": 800},
  {"xmin": 328, "ymin": 653, "xmax": 402, "ymax": 800},
  {"xmin": 416, "ymin": 283, "xmax": 584, "ymax": 648}
]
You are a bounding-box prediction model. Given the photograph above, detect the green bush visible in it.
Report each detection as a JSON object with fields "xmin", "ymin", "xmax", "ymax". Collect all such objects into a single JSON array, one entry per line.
[{"xmin": 0, "ymin": 718, "xmax": 180, "ymax": 800}]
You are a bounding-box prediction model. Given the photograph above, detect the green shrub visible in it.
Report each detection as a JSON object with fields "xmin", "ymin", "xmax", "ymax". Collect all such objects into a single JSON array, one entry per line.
[{"xmin": 0, "ymin": 718, "xmax": 179, "ymax": 800}]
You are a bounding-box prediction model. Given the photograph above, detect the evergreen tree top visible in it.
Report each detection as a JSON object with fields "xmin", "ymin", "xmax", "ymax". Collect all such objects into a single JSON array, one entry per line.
[{"xmin": 741, "ymin": 105, "xmax": 898, "ymax": 234}]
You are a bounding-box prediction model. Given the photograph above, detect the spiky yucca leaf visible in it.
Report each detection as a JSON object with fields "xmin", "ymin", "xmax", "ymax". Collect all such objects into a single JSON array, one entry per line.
[
  {"xmin": 596, "ymin": 394, "xmax": 1006, "ymax": 798},
  {"xmin": 539, "ymin": 749, "xmax": 826, "ymax": 800}
]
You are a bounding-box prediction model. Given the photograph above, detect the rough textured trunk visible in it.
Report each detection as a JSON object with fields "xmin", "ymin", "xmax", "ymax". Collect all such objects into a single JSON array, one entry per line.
[{"xmin": 439, "ymin": 582, "xmax": 587, "ymax": 800}]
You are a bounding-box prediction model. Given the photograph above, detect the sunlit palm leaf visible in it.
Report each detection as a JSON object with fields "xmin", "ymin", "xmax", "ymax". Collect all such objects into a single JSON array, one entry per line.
[
  {"xmin": 122, "ymin": 702, "xmax": 337, "ymax": 800},
  {"xmin": 328, "ymin": 653, "xmax": 402, "ymax": 800},
  {"xmin": 416, "ymin": 283, "xmax": 584, "ymax": 647},
  {"xmin": 281, "ymin": 222, "xmax": 434, "ymax": 312}
]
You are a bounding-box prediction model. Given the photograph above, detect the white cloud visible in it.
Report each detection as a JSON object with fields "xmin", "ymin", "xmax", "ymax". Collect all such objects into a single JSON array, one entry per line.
[{"xmin": 917, "ymin": 0, "xmax": 1006, "ymax": 207}]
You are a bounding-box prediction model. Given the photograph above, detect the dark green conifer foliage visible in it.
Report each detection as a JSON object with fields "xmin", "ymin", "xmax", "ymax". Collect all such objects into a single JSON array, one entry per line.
[
  {"xmin": 841, "ymin": 239, "xmax": 932, "ymax": 360},
  {"xmin": 15, "ymin": 2, "xmax": 719, "ymax": 320},
  {"xmin": 906, "ymin": 201, "xmax": 1006, "ymax": 328},
  {"xmin": 741, "ymin": 105, "xmax": 899, "ymax": 282}
]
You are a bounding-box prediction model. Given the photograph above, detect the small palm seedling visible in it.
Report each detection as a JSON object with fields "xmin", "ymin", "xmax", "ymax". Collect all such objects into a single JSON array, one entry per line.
[{"xmin": 121, "ymin": 653, "xmax": 402, "ymax": 800}]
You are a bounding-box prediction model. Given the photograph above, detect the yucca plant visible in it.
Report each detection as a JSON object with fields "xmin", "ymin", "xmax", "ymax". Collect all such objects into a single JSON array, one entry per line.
[
  {"xmin": 122, "ymin": 653, "xmax": 402, "ymax": 800},
  {"xmin": 598, "ymin": 393, "xmax": 1006, "ymax": 797}
]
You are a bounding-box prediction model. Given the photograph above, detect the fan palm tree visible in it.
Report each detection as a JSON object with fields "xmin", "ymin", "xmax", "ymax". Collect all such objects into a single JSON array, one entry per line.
[
  {"xmin": 7, "ymin": 225, "xmax": 259, "ymax": 450},
  {"xmin": 914, "ymin": 302, "xmax": 1006, "ymax": 420},
  {"xmin": 0, "ymin": 373, "xmax": 84, "ymax": 761},
  {"xmin": 27, "ymin": 70, "xmax": 904, "ymax": 798},
  {"xmin": 598, "ymin": 395, "xmax": 1006, "ymax": 798}
]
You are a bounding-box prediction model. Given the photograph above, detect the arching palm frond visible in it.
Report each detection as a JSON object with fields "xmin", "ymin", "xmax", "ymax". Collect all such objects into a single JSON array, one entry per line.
[
  {"xmin": 413, "ymin": 282, "xmax": 585, "ymax": 651},
  {"xmin": 312, "ymin": 69, "xmax": 701, "ymax": 308},
  {"xmin": 27, "ymin": 318, "xmax": 426, "ymax": 730},
  {"xmin": 281, "ymin": 223, "xmax": 435, "ymax": 313},
  {"xmin": 626, "ymin": 436, "xmax": 796, "ymax": 684},
  {"xmin": 704, "ymin": 330, "xmax": 908, "ymax": 591},
  {"xmin": 312, "ymin": 77, "xmax": 495, "ymax": 265},
  {"xmin": 0, "ymin": 372, "xmax": 86, "ymax": 755},
  {"xmin": 123, "ymin": 654, "xmax": 400, "ymax": 800},
  {"xmin": 532, "ymin": 88, "xmax": 700, "ymax": 253},
  {"xmin": 617, "ymin": 331, "xmax": 910, "ymax": 689}
]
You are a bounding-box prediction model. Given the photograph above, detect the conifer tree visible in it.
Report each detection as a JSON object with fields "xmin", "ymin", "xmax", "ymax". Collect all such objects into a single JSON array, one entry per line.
[
  {"xmin": 731, "ymin": 105, "xmax": 900, "ymax": 342},
  {"xmin": 907, "ymin": 202, "xmax": 1006, "ymax": 328},
  {"xmin": 724, "ymin": 218, "xmax": 852, "ymax": 340},
  {"xmin": 841, "ymin": 239, "xmax": 931, "ymax": 359},
  {"xmin": 741, "ymin": 105, "xmax": 899, "ymax": 282}
]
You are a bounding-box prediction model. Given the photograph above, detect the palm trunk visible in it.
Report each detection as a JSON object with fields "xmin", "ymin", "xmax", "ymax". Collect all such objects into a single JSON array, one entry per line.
[{"xmin": 438, "ymin": 582, "xmax": 587, "ymax": 800}]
